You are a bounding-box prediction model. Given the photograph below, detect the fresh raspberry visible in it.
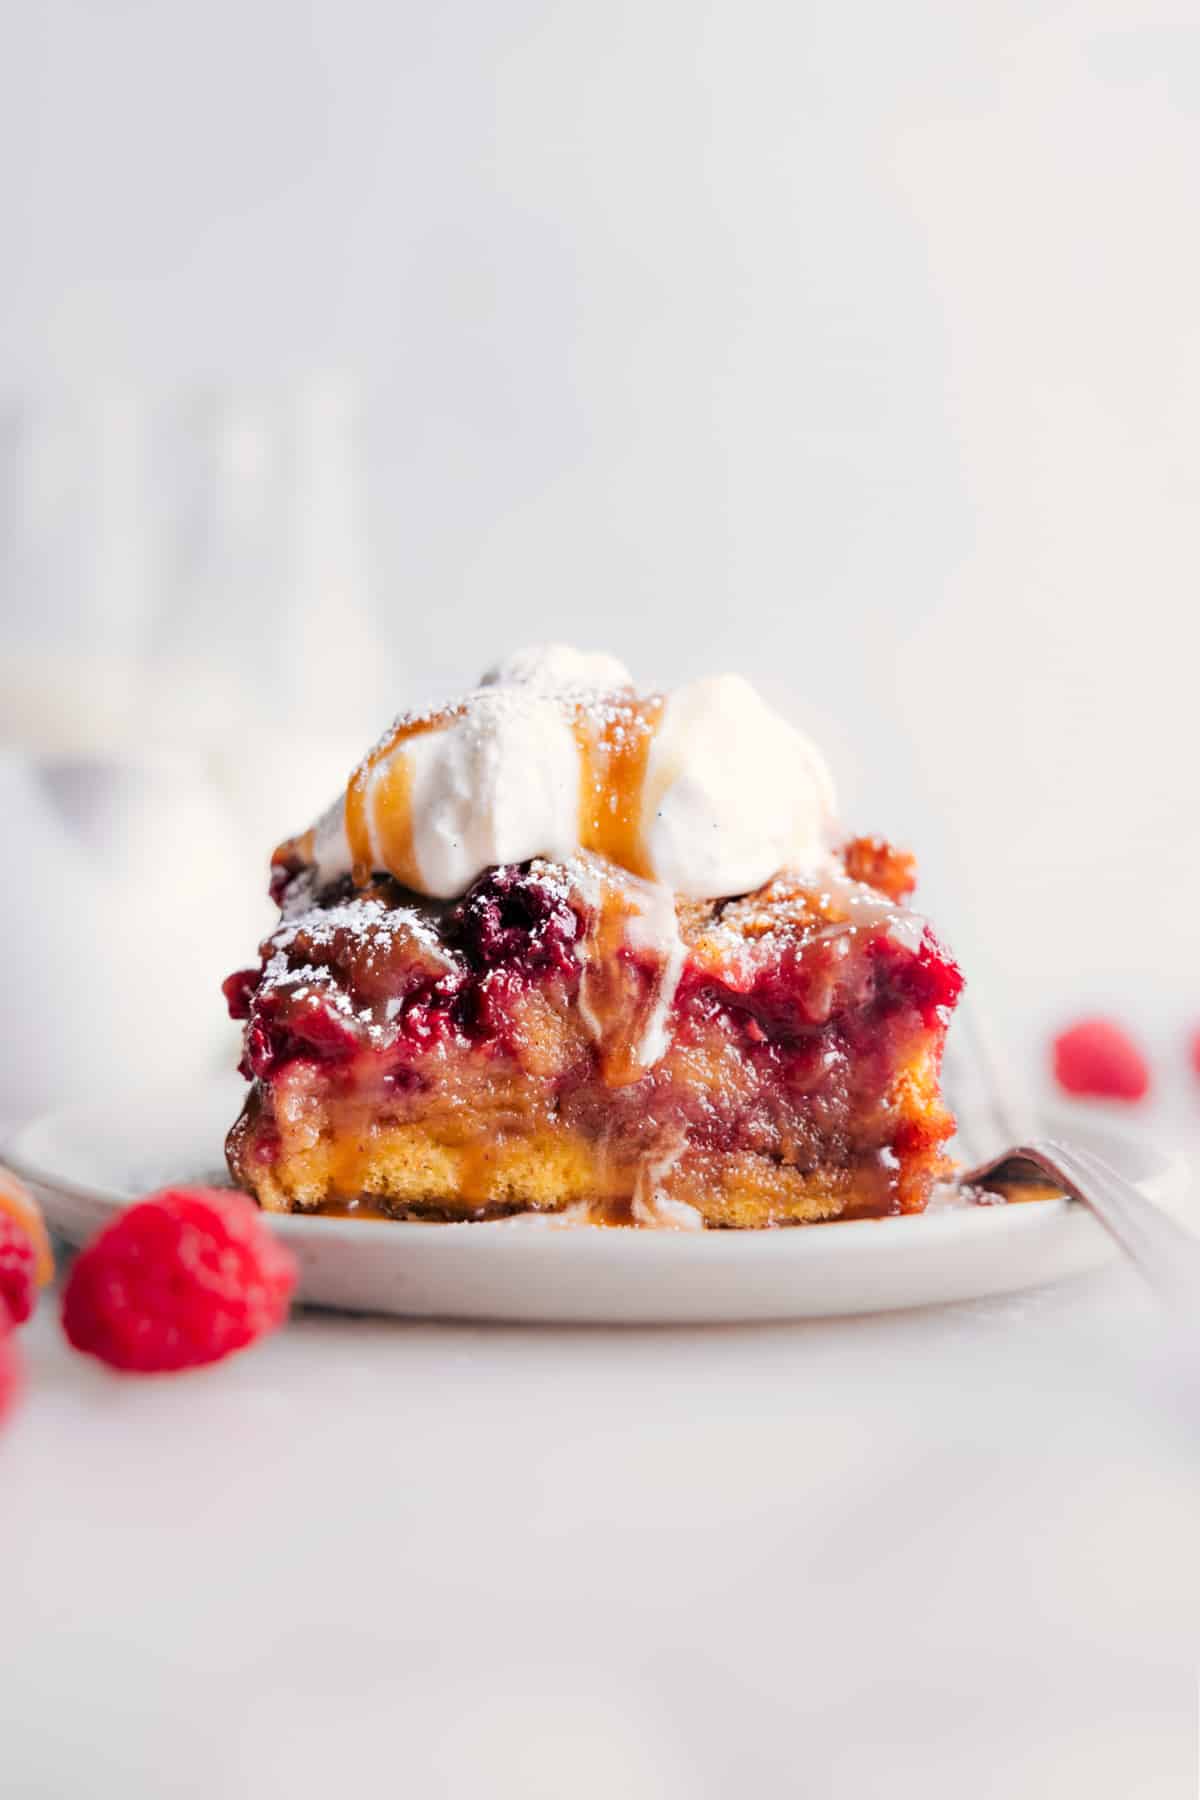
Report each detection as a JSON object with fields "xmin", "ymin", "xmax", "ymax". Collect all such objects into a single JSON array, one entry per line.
[
  {"xmin": 0, "ymin": 1214, "xmax": 37, "ymax": 1326},
  {"xmin": 1053, "ymin": 1018, "xmax": 1150, "ymax": 1101},
  {"xmin": 61, "ymin": 1187, "xmax": 297, "ymax": 1374}
]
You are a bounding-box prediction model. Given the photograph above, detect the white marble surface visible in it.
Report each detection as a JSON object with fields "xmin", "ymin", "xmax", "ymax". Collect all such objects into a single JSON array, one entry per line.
[{"xmin": 3, "ymin": 1119, "xmax": 1199, "ymax": 1797}]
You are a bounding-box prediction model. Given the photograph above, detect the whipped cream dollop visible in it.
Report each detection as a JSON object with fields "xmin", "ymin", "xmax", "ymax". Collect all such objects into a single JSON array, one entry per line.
[
  {"xmin": 642, "ymin": 673, "xmax": 835, "ymax": 897},
  {"xmin": 286, "ymin": 646, "xmax": 837, "ymax": 901}
]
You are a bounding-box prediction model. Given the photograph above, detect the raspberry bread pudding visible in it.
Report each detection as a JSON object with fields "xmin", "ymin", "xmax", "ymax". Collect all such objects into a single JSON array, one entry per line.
[{"xmin": 225, "ymin": 648, "xmax": 962, "ymax": 1228}]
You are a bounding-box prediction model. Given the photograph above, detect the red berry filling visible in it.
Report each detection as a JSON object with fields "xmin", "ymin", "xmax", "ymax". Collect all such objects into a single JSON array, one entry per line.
[
  {"xmin": 222, "ymin": 968, "xmax": 261, "ymax": 1020},
  {"xmin": 228, "ymin": 850, "xmax": 963, "ymax": 1220},
  {"xmin": 451, "ymin": 865, "xmax": 582, "ymax": 980}
]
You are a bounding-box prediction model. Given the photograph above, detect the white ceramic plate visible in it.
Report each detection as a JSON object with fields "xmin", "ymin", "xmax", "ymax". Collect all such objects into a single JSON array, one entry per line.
[{"xmin": 5, "ymin": 1076, "xmax": 1190, "ymax": 1324}]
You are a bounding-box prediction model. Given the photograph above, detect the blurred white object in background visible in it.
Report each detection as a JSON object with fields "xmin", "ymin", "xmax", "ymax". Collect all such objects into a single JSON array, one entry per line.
[
  {"xmin": 0, "ymin": 749, "xmax": 257, "ymax": 1123},
  {"xmin": 0, "ymin": 372, "xmax": 384, "ymax": 1123},
  {"xmin": 149, "ymin": 374, "xmax": 382, "ymax": 879},
  {"xmin": 282, "ymin": 373, "xmax": 384, "ymax": 734},
  {"xmin": 148, "ymin": 372, "xmax": 384, "ymax": 743},
  {"xmin": 0, "ymin": 383, "xmax": 151, "ymax": 750},
  {"xmin": 147, "ymin": 386, "xmax": 284, "ymax": 744},
  {"xmin": 210, "ymin": 374, "xmax": 387, "ymax": 861}
]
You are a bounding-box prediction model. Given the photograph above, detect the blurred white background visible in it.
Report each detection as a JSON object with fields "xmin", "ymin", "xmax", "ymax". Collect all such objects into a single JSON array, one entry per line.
[{"xmin": 1, "ymin": 1, "xmax": 1197, "ymax": 1097}]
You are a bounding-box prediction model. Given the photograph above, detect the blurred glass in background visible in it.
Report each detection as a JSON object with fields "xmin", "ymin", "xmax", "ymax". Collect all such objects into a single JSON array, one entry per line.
[{"xmin": 0, "ymin": 374, "xmax": 382, "ymax": 1118}]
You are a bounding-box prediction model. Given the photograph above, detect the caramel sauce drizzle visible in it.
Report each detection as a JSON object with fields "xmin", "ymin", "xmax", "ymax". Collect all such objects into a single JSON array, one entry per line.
[
  {"xmin": 277, "ymin": 825, "xmax": 316, "ymax": 868},
  {"xmin": 313, "ymin": 1196, "xmax": 393, "ymax": 1221},
  {"xmin": 347, "ymin": 748, "xmax": 417, "ymax": 889},
  {"xmin": 282, "ymin": 688, "xmax": 668, "ymax": 894},
  {"xmin": 573, "ymin": 692, "xmax": 663, "ymax": 878},
  {"xmin": 578, "ymin": 884, "xmax": 652, "ymax": 1088},
  {"xmin": 571, "ymin": 690, "xmax": 675, "ymax": 1090},
  {"xmin": 343, "ymin": 705, "xmax": 463, "ymax": 888},
  {"xmin": 575, "ymin": 854, "xmax": 683, "ymax": 1089}
]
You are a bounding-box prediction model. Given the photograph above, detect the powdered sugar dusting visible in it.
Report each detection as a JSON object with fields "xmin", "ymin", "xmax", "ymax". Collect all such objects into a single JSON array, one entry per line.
[
  {"xmin": 695, "ymin": 853, "xmax": 928, "ymax": 968},
  {"xmin": 357, "ymin": 662, "xmax": 646, "ymax": 775},
  {"xmin": 272, "ymin": 895, "xmax": 442, "ymax": 958},
  {"xmin": 482, "ymin": 644, "xmax": 633, "ymax": 693},
  {"xmin": 257, "ymin": 893, "xmax": 452, "ymax": 1050},
  {"xmin": 256, "ymin": 949, "xmax": 374, "ymax": 1038}
]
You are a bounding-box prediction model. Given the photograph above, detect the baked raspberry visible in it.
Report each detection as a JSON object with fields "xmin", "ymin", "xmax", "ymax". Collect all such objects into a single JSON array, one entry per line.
[
  {"xmin": 452, "ymin": 865, "xmax": 581, "ymax": 980},
  {"xmin": 61, "ymin": 1187, "xmax": 297, "ymax": 1374},
  {"xmin": 1053, "ymin": 1018, "xmax": 1149, "ymax": 1102},
  {"xmin": 222, "ymin": 968, "xmax": 261, "ymax": 1020},
  {"xmin": 243, "ymin": 991, "xmax": 360, "ymax": 1081},
  {"xmin": 0, "ymin": 1214, "xmax": 37, "ymax": 1326}
]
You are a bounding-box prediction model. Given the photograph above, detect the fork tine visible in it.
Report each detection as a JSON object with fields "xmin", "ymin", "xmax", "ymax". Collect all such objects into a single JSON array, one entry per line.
[
  {"xmin": 944, "ymin": 1004, "xmax": 1009, "ymax": 1169},
  {"xmin": 946, "ymin": 995, "xmax": 1041, "ymax": 1170},
  {"xmin": 942, "ymin": 1025, "xmax": 987, "ymax": 1169}
]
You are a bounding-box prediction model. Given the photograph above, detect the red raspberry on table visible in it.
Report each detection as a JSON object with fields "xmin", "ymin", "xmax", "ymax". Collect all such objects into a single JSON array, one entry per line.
[
  {"xmin": 0, "ymin": 1214, "xmax": 38, "ymax": 1327},
  {"xmin": 1052, "ymin": 1018, "xmax": 1150, "ymax": 1102},
  {"xmin": 61, "ymin": 1187, "xmax": 297, "ymax": 1374}
]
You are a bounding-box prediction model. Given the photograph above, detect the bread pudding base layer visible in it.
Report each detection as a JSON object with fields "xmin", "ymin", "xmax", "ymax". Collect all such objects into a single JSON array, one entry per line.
[
  {"xmin": 225, "ymin": 848, "xmax": 961, "ymax": 1230},
  {"xmin": 228, "ymin": 1093, "xmax": 947, "ymax": 1228}
]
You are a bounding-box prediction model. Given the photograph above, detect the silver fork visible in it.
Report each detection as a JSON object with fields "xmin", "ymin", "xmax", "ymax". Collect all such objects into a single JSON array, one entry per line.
[{"xmin": 947, "ymin": 999, "xmax": 1200, "ymax": 1314}]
